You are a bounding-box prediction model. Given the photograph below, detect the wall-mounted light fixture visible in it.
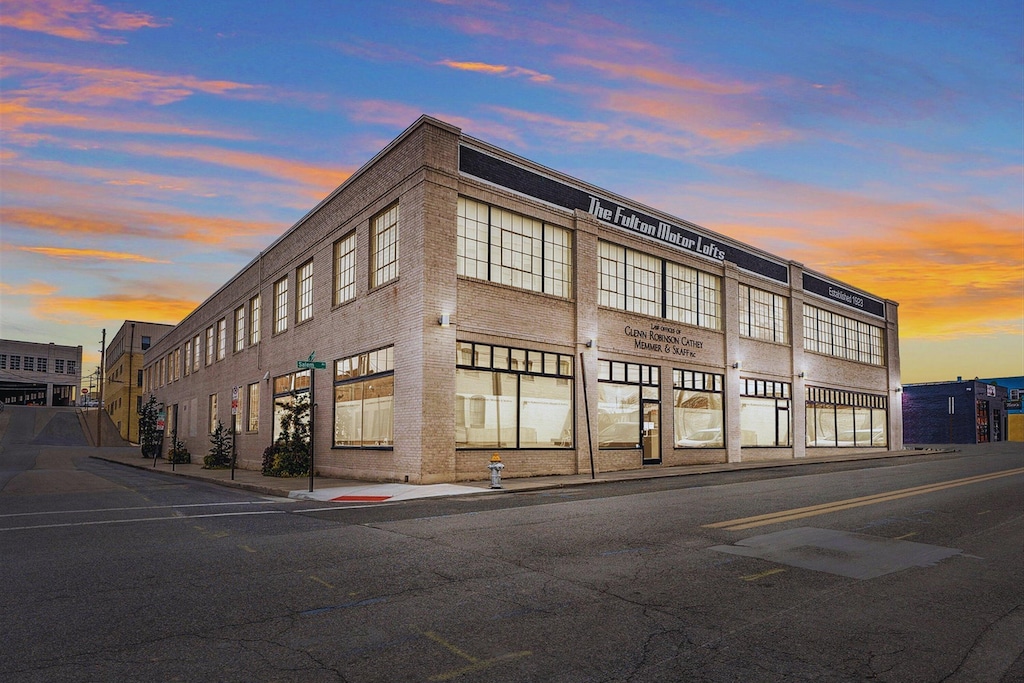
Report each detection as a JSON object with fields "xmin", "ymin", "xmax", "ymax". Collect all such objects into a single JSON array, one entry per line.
[
  {"xmin": 797, "ymin": 371, "xmax": 805, "ymax": 378},
  {"xmin": 438, "ymin": 314, "xmax": 454, "ymax": 327},
  {"xmin": 731, "ymin": 362, "xmax": 741, "ymax": 369},
  {"xmin": 263, "ymin": 371, "xmax": 270, "ymax": 382},
  {"xmin": 585, "ymin": 339, "xmax": 594, "ymax": 348}
]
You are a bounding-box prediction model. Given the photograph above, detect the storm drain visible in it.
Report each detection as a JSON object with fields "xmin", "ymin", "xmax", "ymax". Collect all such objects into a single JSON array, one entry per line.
[{"xmin": 710, "ymin": 526, "xmax": 963, "ymax": 580}]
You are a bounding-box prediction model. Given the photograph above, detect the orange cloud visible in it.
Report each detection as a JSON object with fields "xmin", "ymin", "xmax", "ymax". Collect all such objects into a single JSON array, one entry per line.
[
  {"xmin": 109, "ymin": 141, "xmax": 352, "ymax": 193},
  {"xmin": 35, "ymin": 294, "xmax": 198, "ymax": 327},
  {"xmin": 0, "ymin": 281, "xmax": 60, "ymax": 297},
  {"xmin": 1, "ymin": 55, "xmax": 256, "ymax": 105},
  {"xmin": 16, "ymin": 246, "xmax": 169, "ymax": 263},
  {"xmin": 439, "ymin": 60, "xmax": 554, "ymax": 83},
  {"xmin": 0, "ymin": 0, "xmax": 166, "ymax": 43},
  {"xmin": 1, "ymin": 206, "xmax": 282, "ymax": 247},
  {"xmin": 0, "ymin": 98, "xmax": 253, "ymax": 141}
]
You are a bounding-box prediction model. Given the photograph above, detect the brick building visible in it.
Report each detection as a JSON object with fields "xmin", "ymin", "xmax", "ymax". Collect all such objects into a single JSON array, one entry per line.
[
  {"xmin": 143, "ymin": 116, "xmax": 902, "ymax": 483},
  {"xmin": 104, "ymin": 321, "xmax": 174, "ymax": 443},
  {"xmin": 903, "ymin": 379, "xmax": 1011, "ymax": 444}
]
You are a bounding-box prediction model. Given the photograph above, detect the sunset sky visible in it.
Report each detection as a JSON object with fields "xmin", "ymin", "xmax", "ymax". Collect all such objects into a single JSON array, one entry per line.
[{"xmin": 1, "ymin": 0, "xmax": 1021, "ymax": 385}]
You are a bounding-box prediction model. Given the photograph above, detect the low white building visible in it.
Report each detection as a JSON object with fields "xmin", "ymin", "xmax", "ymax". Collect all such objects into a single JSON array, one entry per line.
[{"xmin": 0, "ymin": 339, "xmax": 83, "ymax": 407}]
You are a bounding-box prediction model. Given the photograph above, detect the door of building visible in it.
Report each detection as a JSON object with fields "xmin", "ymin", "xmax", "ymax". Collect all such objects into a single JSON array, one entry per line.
[
  {"xmin": 642, "ymin": 400, "xmax": 660, "ymax": 465},
  {"xmin": 992, "ymin": 410, "xmax": 1002, "ymax": 441}
]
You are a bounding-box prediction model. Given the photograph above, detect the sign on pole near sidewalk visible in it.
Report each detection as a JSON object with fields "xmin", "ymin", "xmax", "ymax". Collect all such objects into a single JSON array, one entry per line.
[
  {"xmin": 295, "ymin": 353, "xmax": 322, "ymax": 493},
  {"xmin": 297, "ymin": 352, "xmax": 326, "ymax": 370}
]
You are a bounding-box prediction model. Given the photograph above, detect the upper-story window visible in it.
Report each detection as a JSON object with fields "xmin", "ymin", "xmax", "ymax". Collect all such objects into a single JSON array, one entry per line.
[
  {"xmin": 141, "ymin": 336, "xmax": 151, "ymax": 351},
  {"xmin": 234, "ymin": 306, "xmax": 245, "ymax": 353},
  {"xmin": 803, "ymin": 304, "xmax": 883, "ymax": 365},
  {"xmin": 333, "ymin": 231, "xmax": 356, "ymax": 305},
  {"xmin": 205, "ymin": 326, "xmax": 214, "ymax": 365},
  {"xmin": 371, "ymin": 203, "xmax": 399, "ymax": 287},
  {"xmin": 249, "ymin": 294, "xmax": 261, "ymax": 345},
  {"xmin": 273, "ymin": 277, "xmax": 288, "ymax": 334},
  {"xmin": 216, "ymin": 318, "xmax": 227, "ymax": 361},
  {"xmin": 192, "ymin": 333, "xmax": 202, "ymax": 371},
  {"xmin": 457, "ymin": 197, "xmax": 573, "ymax": 297},
  {"xmin": 599, "ymin": 240, "xmax": 721, "ymax": 330},
  {"xmin": 297, "ymin": 260, "xmax": 314, "ymax": 323},
  {"xmin": 739, "ymin": 283, "xmax": 789, "ymax": 344}
]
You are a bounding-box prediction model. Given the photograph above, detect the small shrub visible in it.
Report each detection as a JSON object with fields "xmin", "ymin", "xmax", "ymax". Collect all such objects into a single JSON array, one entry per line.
[
  {"xmin": 167, "ymin": 437, "xmax": 191, "ymax": 464},
  {"xmin": 262, "ymin": 393, "xmax": 310, "ymax": 477}
]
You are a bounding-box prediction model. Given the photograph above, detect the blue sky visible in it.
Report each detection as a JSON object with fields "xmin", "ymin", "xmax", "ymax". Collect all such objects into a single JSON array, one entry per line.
[{"xmin": 1, "ymin": 0, "xmax": 1022, "ymax": 383}]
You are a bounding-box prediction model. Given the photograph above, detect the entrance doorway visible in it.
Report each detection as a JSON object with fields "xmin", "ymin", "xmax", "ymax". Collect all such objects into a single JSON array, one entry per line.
[{"xmin": 642, "ymin": 400, "xmax": 660, "ymax": 464}]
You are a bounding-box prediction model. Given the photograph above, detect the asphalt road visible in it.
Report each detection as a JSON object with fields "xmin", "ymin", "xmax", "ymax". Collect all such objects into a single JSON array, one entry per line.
[{"xmin": 1, "ymin": 409, "xmax": 1021, "ymax": 682}]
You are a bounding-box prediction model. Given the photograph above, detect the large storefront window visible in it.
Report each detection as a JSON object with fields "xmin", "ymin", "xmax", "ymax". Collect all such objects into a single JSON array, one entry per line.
[
  {"xmin": 673, "ymin": 369, "xmax": 724, "ymax": 447},
  {"xmin": 597, "ymin": 360, "xmax": 659, "ymax": 449},
  {"xmin": 273, "ymin": 370, "xmax": 310, "ymax": 442},
  {"xmin": 806, "ymin": 386, "xmax": 887, "ymax": 447},
  {"xmin": 457, "ymin": 197, "xmax": 573, "ymax": 298},
  {"xmin": 334, "ymin": 347, "xmax": 394, "ymax": 447},
  {"xmin": 599, "ymin": 240, "xmax": 721, "ymax": 331},
  {"xmin": 456, "ymin": 342, "xmax": 573, "ymax": 449},
  {"xmin": 740, "ymin": 378, "xmax": 791, "ymax": 447}
]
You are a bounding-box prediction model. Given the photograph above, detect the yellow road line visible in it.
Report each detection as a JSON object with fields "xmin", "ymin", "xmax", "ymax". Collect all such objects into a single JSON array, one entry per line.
[
  {"xmin": 421, "ymin": 630, "xmax": 531, "ymax": 682},
  {"xmin": 741, "ymin": 568, "xmax": 786, "ymax": 581},
  {"xmin": 308, "ymin": 575, "xmax": 334, "ymax": 589},
  {"xmin": 705, "ymin": 467, "xmax": 1024, "ymax": 532}
]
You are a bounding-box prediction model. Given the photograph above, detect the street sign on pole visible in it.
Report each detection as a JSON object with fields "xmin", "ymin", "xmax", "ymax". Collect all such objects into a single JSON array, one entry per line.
[{"xmin": 296, "ymin": 353, "xmax": 322, "ymax": 493}]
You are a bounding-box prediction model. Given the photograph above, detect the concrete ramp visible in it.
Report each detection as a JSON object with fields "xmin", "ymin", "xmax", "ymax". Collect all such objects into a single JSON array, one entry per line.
[
  {"xmin": 32, "ymin": 410, "xmax": 89, "ymax": 447},
  {"xmin": 0, "ymin": 406, "xmax": 127, "ymax": 448}
]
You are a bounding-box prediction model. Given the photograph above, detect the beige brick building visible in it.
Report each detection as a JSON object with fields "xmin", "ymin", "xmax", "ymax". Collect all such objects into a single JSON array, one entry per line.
[
  {"xmin": 144, "ymin": 116, "xmax": 902, "ymax": 483},
  {"xmin": 105, "ymin": 321, "xmax": 173, "ymax": 443}
]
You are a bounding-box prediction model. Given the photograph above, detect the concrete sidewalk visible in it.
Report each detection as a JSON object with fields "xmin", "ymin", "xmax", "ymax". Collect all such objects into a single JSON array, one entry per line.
[{"xmin": 90, "ymin": 446, "xmax": 951, "ymax": 504}]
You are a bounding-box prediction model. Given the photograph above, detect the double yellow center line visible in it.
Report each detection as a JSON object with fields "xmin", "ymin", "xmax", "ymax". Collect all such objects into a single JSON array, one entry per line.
[{"xmin": 705, "ymin": 467, "xmax": 1024, "ymax": 532}]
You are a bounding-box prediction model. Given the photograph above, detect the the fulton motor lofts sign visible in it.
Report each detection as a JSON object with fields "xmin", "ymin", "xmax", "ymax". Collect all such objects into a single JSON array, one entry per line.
[
  {"xmin": 461, "ymin": 144, "xmax": 888, "ymax": 318},
  {"xmin": 460, "ymin": 145, "xmax": 790, "ymax": 284}
]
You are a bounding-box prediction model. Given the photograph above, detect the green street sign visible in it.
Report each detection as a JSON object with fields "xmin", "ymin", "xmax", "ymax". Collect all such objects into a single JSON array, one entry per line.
[{"xmin": 297, "ymin": 360, "xmax": 327, "ymax": 370}]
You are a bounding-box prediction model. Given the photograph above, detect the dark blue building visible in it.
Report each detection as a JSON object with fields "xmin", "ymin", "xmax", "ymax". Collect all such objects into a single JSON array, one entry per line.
[{"xmin": 902, "ymin": 379, "xmax": 1010, "ymax": 444}]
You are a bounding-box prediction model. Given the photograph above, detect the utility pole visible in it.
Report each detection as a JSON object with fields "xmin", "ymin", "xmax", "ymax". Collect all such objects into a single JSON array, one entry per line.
[
  {"xmin": 128, "ymin": 323, "xmax": 135, "ymax": 442},
  {"xmin": 97, "ymin": 329, "xmax": 106, "ymax": 448}
]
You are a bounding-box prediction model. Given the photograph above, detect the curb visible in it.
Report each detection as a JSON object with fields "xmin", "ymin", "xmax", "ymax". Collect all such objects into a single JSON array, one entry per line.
[{"xmin": 92, "ymin": 447, "xmax": 957, "ymax": 501}]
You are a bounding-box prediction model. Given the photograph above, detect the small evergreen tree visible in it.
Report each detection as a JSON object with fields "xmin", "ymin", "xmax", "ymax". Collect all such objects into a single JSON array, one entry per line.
[
  {"xmin": 138, "ymin": 394, "xmax": 162, "ymax": 458},
  {"xmin": 262, "ymin": 393, "xmax": 311, "ymax": 477},
  {"xmin": 204, "ymin": 420, "xmax": 232, "ymax": 469}
]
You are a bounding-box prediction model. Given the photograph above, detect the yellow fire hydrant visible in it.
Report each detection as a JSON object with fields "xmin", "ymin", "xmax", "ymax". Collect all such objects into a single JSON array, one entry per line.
[{"xmin": 488, "ymin": 453, "xmax": 504, "ymax": 489}]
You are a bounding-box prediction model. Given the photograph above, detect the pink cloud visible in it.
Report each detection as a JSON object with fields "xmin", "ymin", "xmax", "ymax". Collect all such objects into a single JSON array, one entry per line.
[
  {"xmin": 439, "ymin": 59, "xmax": 554, "ymax": 83},
  {"xmin": 1, "ymin": 55, "xmax": 256, "ymax": 106},
  {"xmin": 0, "ymin": 0, "xmax": 166, "ymax": 43}
]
